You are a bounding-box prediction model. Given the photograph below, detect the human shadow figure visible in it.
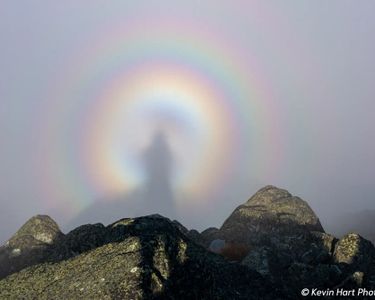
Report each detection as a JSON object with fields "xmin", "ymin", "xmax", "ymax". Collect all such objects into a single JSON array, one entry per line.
[
  {"xmin": 65, "ymin": 130, "xmax": 177, "ymax": 231},
  {"xmin": 141, "ymin": 130, "xmax": 175, "ymax": 218}
]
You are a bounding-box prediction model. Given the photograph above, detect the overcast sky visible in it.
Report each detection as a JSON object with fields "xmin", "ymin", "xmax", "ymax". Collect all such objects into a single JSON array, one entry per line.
[{"xmin": 1, "ymin": 1, "xmax": 374, "ymax": 243}]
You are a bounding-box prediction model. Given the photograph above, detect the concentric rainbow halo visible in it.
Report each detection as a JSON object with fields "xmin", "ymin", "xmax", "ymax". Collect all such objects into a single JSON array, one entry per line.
[{"xmin": 38, "ymin": 21, "xmax": 283, "ymax": 217}]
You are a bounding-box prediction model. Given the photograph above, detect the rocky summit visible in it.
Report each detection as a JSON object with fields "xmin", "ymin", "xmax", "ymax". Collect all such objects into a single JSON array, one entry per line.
[
  {"xmin": 1, "ymin": 186, "xmax": 375, "ymax": 299},
  {"xmin": 220, "ymin": 185, "xmax": 324, "ymax": 244},
  {"xmin": 0, "ymin": 215, "xmax": 285, "ymax": 300},
  {"xmin": 0, "ymin": 215, "xmax": 64, "ymax": 279}
]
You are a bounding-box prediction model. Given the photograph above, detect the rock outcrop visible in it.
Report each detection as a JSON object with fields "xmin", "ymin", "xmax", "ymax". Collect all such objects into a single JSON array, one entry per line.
[
  {"xmin": 0, "ymin": 215, "xmax": 64, "ymax": 279},
  {"xmin": 0, "ymin": 215, "xmax": 287, "ymax": 300},
  {"xmin": 198, "ymin": 186, "xmax": 375, "ymax": 298},
  {"xmin": 333, "ymin": 233, "xmax": 375, "ymax": 274},
  {"xmin": 219, "ymin": 185, "xmax": 324, "ymax": 245},
  {"xmin": 1, "ymin": 186, "xmax": 375, "ymax": 299}
]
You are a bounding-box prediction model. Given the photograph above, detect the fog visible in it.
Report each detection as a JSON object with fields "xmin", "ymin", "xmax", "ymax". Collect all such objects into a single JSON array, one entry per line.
[
  {"xmin": 67, "ymin": 131, "xmax": 176, "ymax": 229},
  {"xmin": 0, "ymin": 1, "xmax": 374, "ymax": 243}
]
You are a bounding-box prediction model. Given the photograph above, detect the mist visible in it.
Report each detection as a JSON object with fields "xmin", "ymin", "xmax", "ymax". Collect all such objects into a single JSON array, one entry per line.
[{"xmin": 0, "ymin": 1, "xmax": 374, "ymax": 243}]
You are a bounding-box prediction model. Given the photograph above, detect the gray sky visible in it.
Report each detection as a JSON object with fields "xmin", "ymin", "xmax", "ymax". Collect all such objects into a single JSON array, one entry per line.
[{"xmin": 1, "ymin": 1, "xmax": 374, "ymax": 243}]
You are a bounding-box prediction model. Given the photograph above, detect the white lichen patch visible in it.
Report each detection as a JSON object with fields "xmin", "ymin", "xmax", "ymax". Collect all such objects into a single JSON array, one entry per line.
[
  {"xmin": 126, "ymin": 238, "xmax": 141, "ymax": 252},
  {"xmin": 10, "ymin": 248, "xmax": 21, "ymax": 257},
  {"xmin": 34, "ymin": 233, "xmax": 54, "ymax": 244}
]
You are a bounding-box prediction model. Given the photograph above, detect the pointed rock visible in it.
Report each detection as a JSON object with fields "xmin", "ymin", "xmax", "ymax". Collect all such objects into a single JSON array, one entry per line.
[
  {"xmin": 7, "ymin": 215, "xmax": 63, "ymax": 246},
  {"xmin": 0, "ymin": 215, "xmax": 64, "ymax": 279}
]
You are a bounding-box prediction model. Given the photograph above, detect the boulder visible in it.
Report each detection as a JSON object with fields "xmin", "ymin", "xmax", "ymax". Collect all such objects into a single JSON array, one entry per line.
[
  {"xmin": 220, "ymin": 186, "xmax": 324, "ymax": 245},
  {"xmin": 333, "ymin": 233, "xmax": 375, "ymax": 273}
]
